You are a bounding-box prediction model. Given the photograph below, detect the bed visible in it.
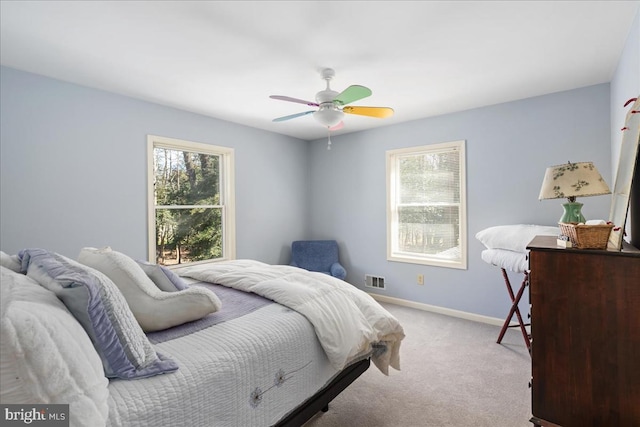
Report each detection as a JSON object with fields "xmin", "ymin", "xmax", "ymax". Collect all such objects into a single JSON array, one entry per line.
[{"xmin": 0, "ymin": 249, "xmax": 405, "ymax": 427}]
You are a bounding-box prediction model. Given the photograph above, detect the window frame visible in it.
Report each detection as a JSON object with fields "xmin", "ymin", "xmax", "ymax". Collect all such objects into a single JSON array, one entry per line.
[
  {"xmin": 147, "ymin": 135, "xmax": 236, "ymax": 265},
  {"xmin": 386, "ymin": 140, "xmax": 467, "ymax": 269}
]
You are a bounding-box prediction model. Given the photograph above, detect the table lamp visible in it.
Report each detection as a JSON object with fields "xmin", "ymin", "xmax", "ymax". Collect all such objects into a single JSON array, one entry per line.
[{"xmin": 538, "ymin": 161, "xmax": 611, "ymax": 223}]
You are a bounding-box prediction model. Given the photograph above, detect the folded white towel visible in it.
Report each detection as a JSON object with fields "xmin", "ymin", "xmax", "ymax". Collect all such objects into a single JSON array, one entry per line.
[{"xmin": 475, "ymin": 224, "xmax": 559, "ymax": 252}]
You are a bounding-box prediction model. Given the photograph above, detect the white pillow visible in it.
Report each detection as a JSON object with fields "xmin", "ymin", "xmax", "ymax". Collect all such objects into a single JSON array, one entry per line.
[
  {"xmin": 475, "ymin": 224, "xmax": 559, "ymax": 253},
  {"xmin": 0, "ymin": 266, "xmax": 109, "ymax": 427},
  {"xmin": 0, "ymin": 251, "xmax": 21, "ymax": 273},
  {"xmin": 77, "ymin": 247, "xmax": 222, "ymax": 332}
]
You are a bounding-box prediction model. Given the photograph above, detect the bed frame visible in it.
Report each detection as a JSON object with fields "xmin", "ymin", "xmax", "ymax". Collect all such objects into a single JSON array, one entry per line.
[{"xmin": 276, "ymin": 357, "xmax": 371, "ymax": 426}]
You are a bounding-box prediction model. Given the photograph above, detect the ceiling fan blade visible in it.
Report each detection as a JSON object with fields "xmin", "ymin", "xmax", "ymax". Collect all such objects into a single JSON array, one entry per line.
[
  {"xmin": 343, "ymin": 106, "xmax": 394, "ymax": 118},
  {"xmin": 272, "ymin": 110, "xmax": 315, "ymax": 122},
  {"xmin": 333, "ymin": 85, "xmax": 372, "ymax": 106},
  {"xmin": 329, "ymin": 121, "xmax": 344, "ymax": 131},
  {"xmin": 270, "ymin": 95, "xmax": 319, "ymax": 107}
]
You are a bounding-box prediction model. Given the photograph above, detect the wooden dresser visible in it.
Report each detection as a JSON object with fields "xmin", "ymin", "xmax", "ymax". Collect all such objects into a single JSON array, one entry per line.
[{"xmin": 527, "ymin": 236, "xmax": 640, "ymax": 427}]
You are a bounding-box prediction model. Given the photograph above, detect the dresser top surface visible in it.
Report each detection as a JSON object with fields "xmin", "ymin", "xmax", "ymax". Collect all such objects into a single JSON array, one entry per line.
[{"xmin": 527, "ymin": 235, "xmax": 640, "ymax": 256}]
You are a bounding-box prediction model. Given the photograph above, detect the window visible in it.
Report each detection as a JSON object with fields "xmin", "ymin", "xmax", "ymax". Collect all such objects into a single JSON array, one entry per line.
[
  {"xmin": 147, "ymin": 135, "xmax": 235, "ymax": 265},
  {"xmin": 386, "ymin": 140, "xmax": 467, "ymax": 269}
]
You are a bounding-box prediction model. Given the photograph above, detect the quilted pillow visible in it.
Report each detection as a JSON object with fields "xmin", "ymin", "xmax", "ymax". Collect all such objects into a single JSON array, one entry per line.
[
  {"xmin": 475, "ymin": 224, "xmax": 559, "ymax": 253},
  {"xmin": 136, "ymin": 260, "xmax": 189, "ymax": 292},
  {"xmin": 0, "ymin": 266, "xmax": 110, "ymax": 427},
  {"xmin": 77, "ymin": 247, "xmax": 221, "ymax": 332},
  {"xmin": 18, "ymin": 249, "xmax": 178, "ymax": 380}
]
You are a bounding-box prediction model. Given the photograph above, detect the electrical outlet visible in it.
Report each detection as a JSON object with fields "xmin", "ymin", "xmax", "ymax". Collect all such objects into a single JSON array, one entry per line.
[{"xmin": 417, "ymin": 274, "xmax": 424, "ymax": 285}]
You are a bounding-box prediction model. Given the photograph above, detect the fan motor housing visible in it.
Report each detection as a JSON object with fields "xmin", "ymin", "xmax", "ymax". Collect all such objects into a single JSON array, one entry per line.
[{"xmin": 316, "ymin": 89, "xmax": 338, "ymax": 104}]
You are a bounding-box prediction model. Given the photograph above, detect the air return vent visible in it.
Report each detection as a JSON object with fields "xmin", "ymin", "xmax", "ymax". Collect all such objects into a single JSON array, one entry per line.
[{"xmin": 365, "ymin": 274, "xmax": 385, "ymax": 290}]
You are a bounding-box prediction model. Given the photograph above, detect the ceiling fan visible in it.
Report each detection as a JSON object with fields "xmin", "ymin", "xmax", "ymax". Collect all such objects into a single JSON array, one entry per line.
[{"xmin": 270, "ymin": 68, "xmax": 394, "ymax": 149}]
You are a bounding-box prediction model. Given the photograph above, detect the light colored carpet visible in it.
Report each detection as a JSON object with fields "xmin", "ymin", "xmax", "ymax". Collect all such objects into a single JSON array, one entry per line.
[{"xmin": 304, "ymin": 302, "xmax": 532, "ymax": 427}]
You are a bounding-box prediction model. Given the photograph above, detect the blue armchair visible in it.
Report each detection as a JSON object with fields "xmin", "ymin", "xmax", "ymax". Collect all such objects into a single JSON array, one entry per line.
[{"xmin": 290, "ymin": 240, "xmax": 347, "ymax": 280}]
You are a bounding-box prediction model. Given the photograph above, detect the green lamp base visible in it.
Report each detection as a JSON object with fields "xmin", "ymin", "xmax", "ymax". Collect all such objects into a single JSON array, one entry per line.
[{"xmin": 560, "ymin": 201, "xmax": 585, "ymax": 223}]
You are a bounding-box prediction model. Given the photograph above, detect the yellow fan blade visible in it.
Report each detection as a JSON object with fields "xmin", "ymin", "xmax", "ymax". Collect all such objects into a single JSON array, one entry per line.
[{"xmin": 343, "ymin": 106, "xmax": 394, "ymax": 118}]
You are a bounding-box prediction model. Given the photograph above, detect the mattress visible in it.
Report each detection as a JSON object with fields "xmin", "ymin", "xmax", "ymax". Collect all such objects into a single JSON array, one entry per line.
[{"xmin": 107, "ymin": 283, "xmax": 345, "ymax": 427}]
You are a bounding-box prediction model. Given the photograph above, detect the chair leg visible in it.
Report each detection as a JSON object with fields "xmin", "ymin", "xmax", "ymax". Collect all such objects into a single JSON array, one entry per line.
[{"xmin": 496, "ymin": 269, "xmax": 531, "ymax": 352}]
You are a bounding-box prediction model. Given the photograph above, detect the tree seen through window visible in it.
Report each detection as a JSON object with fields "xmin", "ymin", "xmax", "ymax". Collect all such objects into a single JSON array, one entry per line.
[{"xmin": 154, "ymin": 148, "xmax": 222, "ymax": 265}]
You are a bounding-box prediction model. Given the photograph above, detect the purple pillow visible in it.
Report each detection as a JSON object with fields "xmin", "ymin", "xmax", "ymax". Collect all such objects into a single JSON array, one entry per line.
[
  {"xmin": 20, "ymin": 249, "xmax": 178, "ymax": 379},
  {"xmin": 137, "ymin": 261, "xmax": 188, "ymax": 292}
]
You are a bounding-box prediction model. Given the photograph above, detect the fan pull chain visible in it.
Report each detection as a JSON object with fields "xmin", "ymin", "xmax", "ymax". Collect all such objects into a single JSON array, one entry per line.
[{"xmin": 327, "ymin": 129, "xmax": 332, "ymax": 150}]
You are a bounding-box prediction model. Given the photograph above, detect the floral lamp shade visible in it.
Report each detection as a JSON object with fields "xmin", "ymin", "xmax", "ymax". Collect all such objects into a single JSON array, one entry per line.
[{"xmin": 539, "ymin": 161, "xmax": 611, "ymax": 223}]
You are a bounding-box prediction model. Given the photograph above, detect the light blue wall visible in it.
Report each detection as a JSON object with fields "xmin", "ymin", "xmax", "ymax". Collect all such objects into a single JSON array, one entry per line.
[
  {"xmin": 0, "ymin": 66, "xmax": 308, "ymax": 264},
  {"xmin": 308, "ymin": 84, "xmax": 612, "ymax": 319},
  {"xmin": 1, "ymin": 24, "xmax": 633, "ymax": 320}
]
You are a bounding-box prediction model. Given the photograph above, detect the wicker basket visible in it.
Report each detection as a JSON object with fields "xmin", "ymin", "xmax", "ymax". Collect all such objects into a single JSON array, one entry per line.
[{"xmin": 558, "ymin": 222, "xmax": 614, "ymax": 249}]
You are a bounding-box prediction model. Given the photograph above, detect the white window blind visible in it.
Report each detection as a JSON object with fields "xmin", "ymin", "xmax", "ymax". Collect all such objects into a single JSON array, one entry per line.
[{"xmin": 387, "ymin": 140, "xmax": 467, "ymax": 269}]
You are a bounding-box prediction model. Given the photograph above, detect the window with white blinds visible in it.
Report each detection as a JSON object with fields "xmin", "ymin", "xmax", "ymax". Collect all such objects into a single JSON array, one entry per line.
[{"xmin": 386, "ymin": 140, "xmax": 467, "ymax": 269}]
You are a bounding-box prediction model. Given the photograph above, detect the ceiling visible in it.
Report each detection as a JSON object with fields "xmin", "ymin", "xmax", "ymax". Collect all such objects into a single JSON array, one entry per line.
[{"xmin": 1, "ymin": 1, "xmax": 638, "ymax": 141}]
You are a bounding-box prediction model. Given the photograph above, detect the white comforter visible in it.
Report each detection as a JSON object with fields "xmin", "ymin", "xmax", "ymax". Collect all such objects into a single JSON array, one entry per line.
[{"xmin": 179, "ymin": 260, "xmax": 405, "ymax": 375}]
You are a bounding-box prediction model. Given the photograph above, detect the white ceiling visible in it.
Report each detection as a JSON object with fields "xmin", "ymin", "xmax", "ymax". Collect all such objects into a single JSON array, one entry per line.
[{"xmin": 1, "ymin": 1, "xmax": 638, "ymax": 141}]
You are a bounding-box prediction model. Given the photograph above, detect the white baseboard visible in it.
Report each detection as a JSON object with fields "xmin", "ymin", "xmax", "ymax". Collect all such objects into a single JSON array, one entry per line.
[{"xmin": 368, "ymin": 293, "xmax": 510, "ymax": 327}]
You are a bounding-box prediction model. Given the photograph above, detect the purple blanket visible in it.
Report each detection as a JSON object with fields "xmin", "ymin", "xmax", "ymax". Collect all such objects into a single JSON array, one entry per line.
[{"xmin": 147, "ymin": 282, "xmax": 273, "ymax": 344}]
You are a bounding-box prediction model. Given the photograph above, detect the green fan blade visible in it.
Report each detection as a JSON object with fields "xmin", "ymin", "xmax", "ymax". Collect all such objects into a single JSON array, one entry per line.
[{"xmin": 333, "ymin": 85, "xmax": 372, "ymax": 106}]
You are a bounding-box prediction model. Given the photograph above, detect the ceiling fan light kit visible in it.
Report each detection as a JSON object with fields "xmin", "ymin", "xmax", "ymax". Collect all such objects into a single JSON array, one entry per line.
[
  {"xmin": 270, "ymin": 68, "xmax": 394, "ymax": 149},
  {"xmin": 314, "ymin": 105, "xmax": 344, "ymax": 127}
]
